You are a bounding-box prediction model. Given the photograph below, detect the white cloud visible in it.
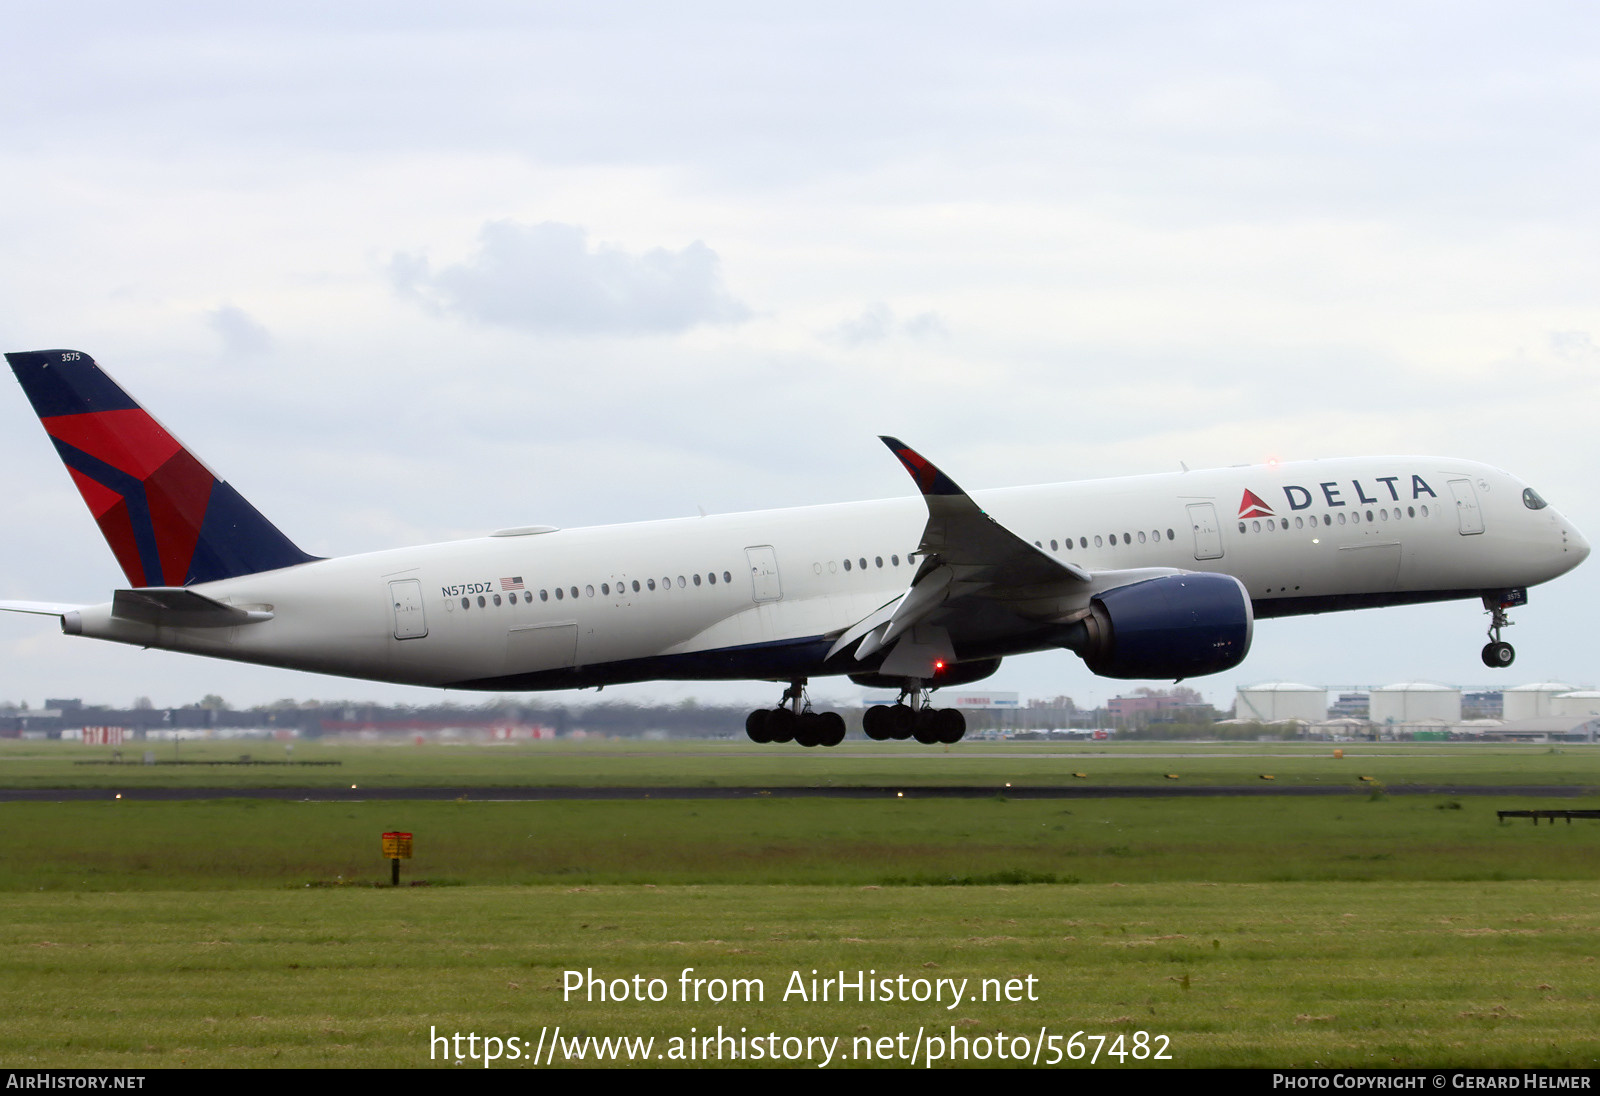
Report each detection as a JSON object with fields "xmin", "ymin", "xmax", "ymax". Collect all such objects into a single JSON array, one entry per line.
[
  {"xmin": 207, "ymin": 304, "xmax": 274, "ymax": 356},
  {"xmin": 391, "ymin": 220, "xmax": 749, "ymax": 336},
  {"xmin": 827, "ymin": 302, "xmax": 948, "ymax": 346}
]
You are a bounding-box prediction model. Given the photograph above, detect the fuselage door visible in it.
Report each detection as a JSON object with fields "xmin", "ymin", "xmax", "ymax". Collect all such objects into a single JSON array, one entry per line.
[
  {"xmin": 1186, "ymin": 502, "xmax": 1224, "ymax": 560},
  {"xmin": 1448, "ymin": 478, "xmax": 1485, "ymax": 535},
  {"xmin": 746, "ymin": 545, "xmax": 782, "ymax": 603},
  {"xmin": 388, "ymin": 579, "xmax": 428, "ymax": 640}
]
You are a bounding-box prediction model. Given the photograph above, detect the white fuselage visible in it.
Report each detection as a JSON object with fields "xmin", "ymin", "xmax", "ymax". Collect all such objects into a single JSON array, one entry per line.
[{"xmin": 61, "ymin": 456, "xmax": 1589, "ymax": 689}]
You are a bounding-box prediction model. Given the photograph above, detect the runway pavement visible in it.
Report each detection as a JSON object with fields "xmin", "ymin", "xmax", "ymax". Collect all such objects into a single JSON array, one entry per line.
[{"xmin": 2, "ymin": 784, "xmax": 1594, "ymax": 802}]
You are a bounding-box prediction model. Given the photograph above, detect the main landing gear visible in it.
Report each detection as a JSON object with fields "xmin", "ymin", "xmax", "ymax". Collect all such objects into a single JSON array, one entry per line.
[
  {"xmin": 1481, "ymin": 594, "xmax": 1517, "ymax": 669},
  {"xmin": 744, "ymin": 680, "xmax": 847, "ymax": 748},
  {"xmin": 743, "ymin": 679, "xmax": 969, "ymax": 746},
  {"xmin": 861, "ymin": 682, "xmax": 966, "ymax": 745}
]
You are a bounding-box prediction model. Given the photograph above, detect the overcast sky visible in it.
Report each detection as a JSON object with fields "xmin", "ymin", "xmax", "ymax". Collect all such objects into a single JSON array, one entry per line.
[{"xmin": 2, "ymin": 3, "xmax": 1598, "ymax": 712}]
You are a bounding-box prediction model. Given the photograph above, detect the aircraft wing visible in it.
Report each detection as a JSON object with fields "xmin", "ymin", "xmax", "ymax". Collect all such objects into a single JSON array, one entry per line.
[
  {"xmin": 826, "ymin": 437, "xmax": 1099, "ymax": 668},
  {"xmin": 881, "ymin": 435, "xmax": 1091, "ymax": 589}
]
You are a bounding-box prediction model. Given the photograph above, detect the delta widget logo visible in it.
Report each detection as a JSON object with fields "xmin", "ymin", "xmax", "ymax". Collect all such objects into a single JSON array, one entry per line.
[{"xmin": 1238, "ymin": 490, "xmax": 1275, "ymax": 519}]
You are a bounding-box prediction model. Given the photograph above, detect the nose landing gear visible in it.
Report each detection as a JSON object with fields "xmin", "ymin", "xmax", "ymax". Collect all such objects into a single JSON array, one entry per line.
[{"xmin": 1480, "ymin": 590, "xmax": 1524, "ymax": 668}]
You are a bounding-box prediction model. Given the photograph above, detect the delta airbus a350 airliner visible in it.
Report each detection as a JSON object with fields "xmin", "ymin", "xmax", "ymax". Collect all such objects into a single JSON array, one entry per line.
[{"xmin": 0, "ymin": 350, "xmax": 1588, "ymax": 747}]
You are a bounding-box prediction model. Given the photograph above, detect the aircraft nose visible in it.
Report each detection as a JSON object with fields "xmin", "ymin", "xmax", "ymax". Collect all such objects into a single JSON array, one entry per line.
[{"xmin": 1566, "ymin": 519, "xmax": 1591, "ymax": 565}]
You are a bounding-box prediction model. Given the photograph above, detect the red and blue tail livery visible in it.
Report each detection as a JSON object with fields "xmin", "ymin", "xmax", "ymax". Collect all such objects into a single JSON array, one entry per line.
[{"xmin": 5, "ymin": 350, "xmax": 317, "ymax": 587}]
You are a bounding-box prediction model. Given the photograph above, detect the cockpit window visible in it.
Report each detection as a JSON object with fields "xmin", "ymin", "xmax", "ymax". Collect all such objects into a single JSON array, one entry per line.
[{"xmin": 1523, "ymin": 487, "xmax": 1549, "ymax": 510}]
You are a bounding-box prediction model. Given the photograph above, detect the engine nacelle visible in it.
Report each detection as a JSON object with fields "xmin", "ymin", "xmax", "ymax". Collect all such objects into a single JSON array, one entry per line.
[{"xmin": 1067, "ymin": 573, "xmax": 1253, "ymax": 680}]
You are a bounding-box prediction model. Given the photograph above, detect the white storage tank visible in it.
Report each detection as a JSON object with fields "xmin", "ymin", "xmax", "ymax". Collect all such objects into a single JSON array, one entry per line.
[
  {"xmin": 1369, "ymin": 683, "xmax": 1460, "ymax": 724},
  {"xmin": 1235, "ymin": 683, "xmax": 1328, "ymax": 722},
  {"xmin": 1550, "ymin": 691, "xmax": 1600, "ymax": 717},
  {"xmin": 1502, "ymin": 683, "xmax": 1576, "ymax": 720}
]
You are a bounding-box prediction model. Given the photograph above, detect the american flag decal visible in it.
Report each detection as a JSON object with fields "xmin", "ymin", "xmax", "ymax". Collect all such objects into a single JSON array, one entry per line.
[{"xmin": 500, "ymin": 576, "xmax": 524, "ymax": 591}]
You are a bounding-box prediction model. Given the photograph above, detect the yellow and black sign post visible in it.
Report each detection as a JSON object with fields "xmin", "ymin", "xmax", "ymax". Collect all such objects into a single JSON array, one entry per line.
[{"xmin": 382, "ymin": 831, "xmax": 413, "ymax": 886}]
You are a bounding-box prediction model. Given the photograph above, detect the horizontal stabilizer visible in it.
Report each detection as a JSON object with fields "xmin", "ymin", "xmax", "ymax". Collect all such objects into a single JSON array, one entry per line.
[
  {"xmin": 0, "ymin": 600, "xmax": 86, "ymax": 618},
  {"xmin": 112, "ymin": 587, "xmax": 273, "ymax": 628}
]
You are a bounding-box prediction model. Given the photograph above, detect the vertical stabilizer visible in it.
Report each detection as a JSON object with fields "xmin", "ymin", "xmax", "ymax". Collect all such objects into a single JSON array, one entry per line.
[{"xmin": 6, "ymin": 349, "xmax": 319, "ymax": 587}]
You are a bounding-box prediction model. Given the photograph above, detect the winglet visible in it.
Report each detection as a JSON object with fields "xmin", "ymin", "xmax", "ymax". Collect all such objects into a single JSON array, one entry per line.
[{"xmin": 880, "ymin": 436, "xmax": 965, "ymax": 497}]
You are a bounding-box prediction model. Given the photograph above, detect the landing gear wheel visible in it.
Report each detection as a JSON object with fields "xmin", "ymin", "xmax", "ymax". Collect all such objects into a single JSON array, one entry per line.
[
  {"xmin": 886, "ymin": 705, "xmax": 914, "ymax": 740},
  {"xmin": 934, "ymin": 708, "xmax": 966, "ymax": 744},
  {"xmin": 912, "ymin": 708, "xmax": 942, "ymax": 744},
  {"xmin": 794, "ymin": 711, "xmax": 823, "ymax": 748},
  {"xmin": 1482, "ymin": 641, "xmax": 1515, "ymax": 668},
  {"xmin": 745, "ymin": 709, "xmax": 772, "ymax": 743},
  {"xmin": 818, "ymin": 711, "xmax": 847, "ymax": 747},
  {"xmin": 862, "ymin": 705, "xmax": 893, "ymax": 741},
  {"xmin": 766, "ymin": 707, "xmax": 796, "ymax": 743}
]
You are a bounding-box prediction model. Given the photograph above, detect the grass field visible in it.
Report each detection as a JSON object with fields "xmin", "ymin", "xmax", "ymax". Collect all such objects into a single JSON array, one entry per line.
[
  {"xmin": 2, "ymin": 794, "xmax": 1599, "ymax": 890},
  {"xmin": 2, "ymin": 739, "xmax": 1598, "ymax": 1068},
  {"xmin": 4, "ymin": 737, "xmax": 1599, "ymax": 789},
  {"xmin": 4, "ymin": 882, "xmax": 1598, "ymax": 1068}
]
